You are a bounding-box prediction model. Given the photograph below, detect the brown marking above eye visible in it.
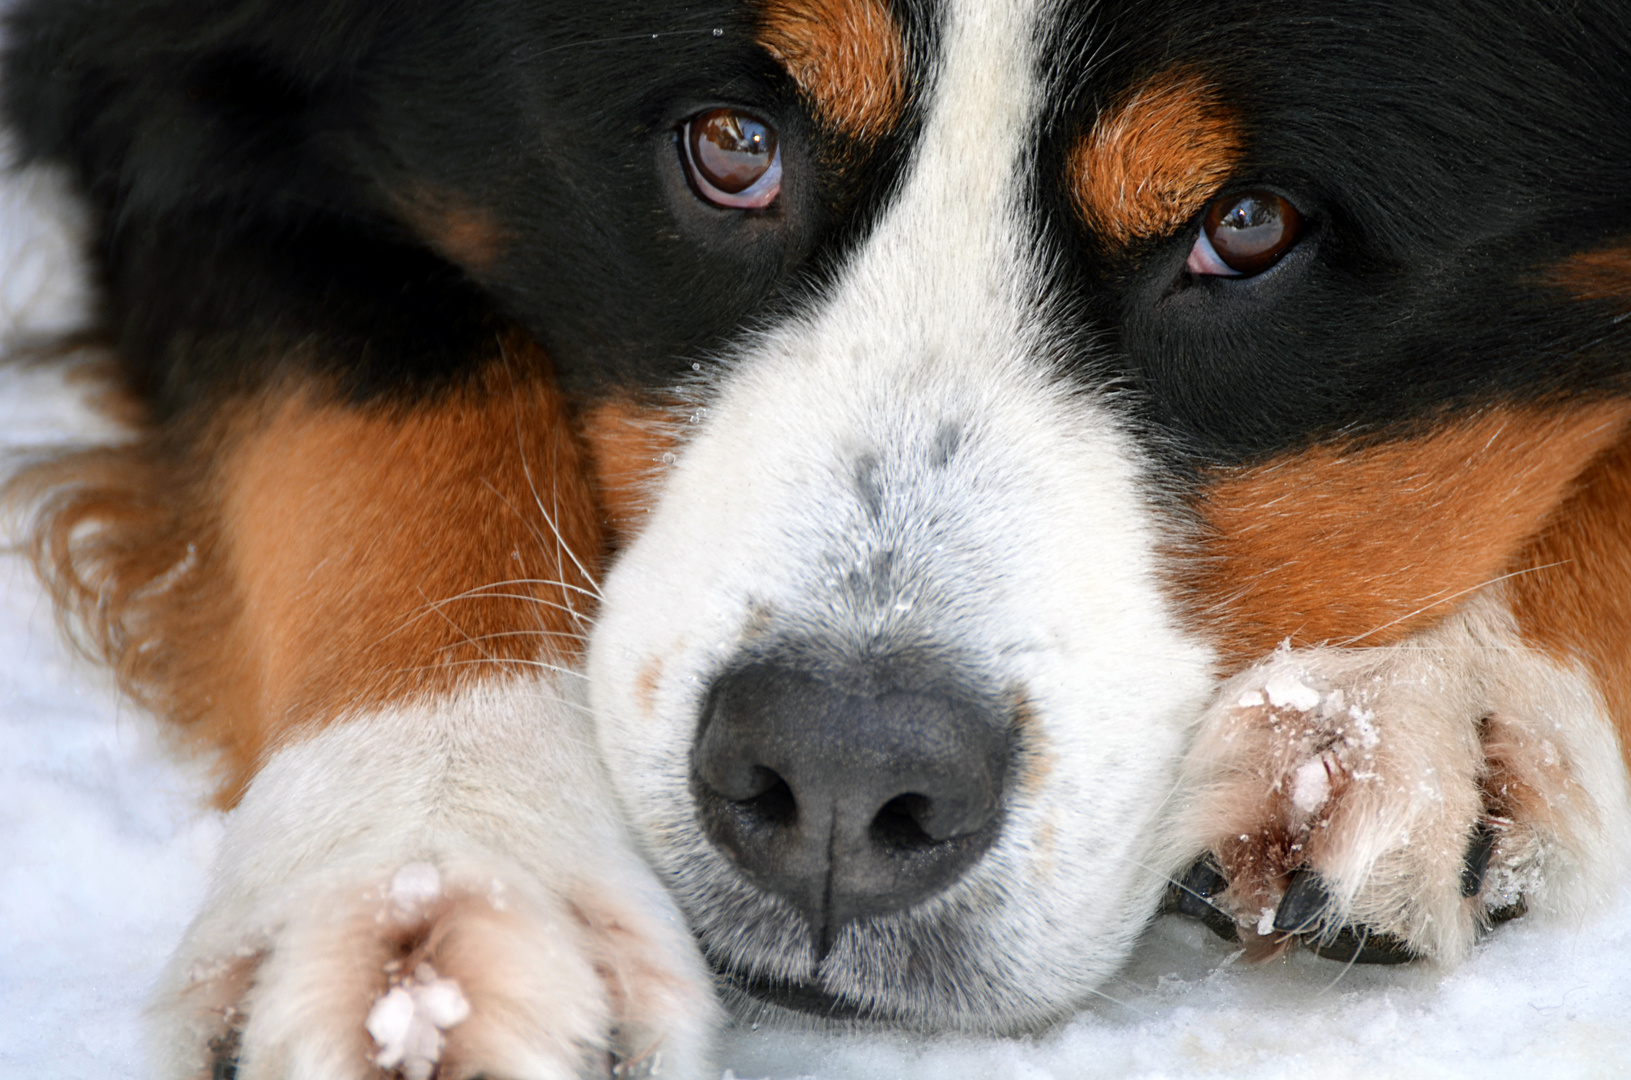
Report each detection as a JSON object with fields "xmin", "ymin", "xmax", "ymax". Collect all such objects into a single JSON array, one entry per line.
[
  {"xmin": 1548, "ymin": 243, "xmax": 1631, "ymax": 308},
  {"xmin": 394, "ymin": 186, "xmax": 508, "ymax": 273},
  {"xmin": 1070, "ymin": 70, "xmax": 1242, "ymax": 247},
  {"xmin": 757, "ymin": 0, "xmax": 906, "ymax": 142}
]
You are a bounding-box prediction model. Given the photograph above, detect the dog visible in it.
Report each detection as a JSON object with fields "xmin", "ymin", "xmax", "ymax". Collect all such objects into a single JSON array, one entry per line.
[{"xmin": 6, "ymin": 0, "xmax": 1631, "ymax": 1076}]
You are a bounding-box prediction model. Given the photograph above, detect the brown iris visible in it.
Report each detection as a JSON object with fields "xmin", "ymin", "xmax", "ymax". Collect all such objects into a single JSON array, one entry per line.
[
  {"xmin": 1203, "ymin": 191, "xmax": 1302, "ymax": 274},
  {"xmin": 687, "ymin": 109, "xmax": 778, "ymax": 197}
]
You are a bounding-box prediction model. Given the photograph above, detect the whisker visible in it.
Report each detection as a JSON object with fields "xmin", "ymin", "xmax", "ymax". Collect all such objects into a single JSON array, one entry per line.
[
  {"xmin": 415, "ymin": 582, "xmax": 497, "ymax": 663},
  {"xmin": 1315, "ymin": 927, "xmax": 1368, "ymax": 994},
  {"xmin": 498, "ymin": 338, "xmax": 602, "ymax": 600},
  {"xmin": 433, "ymin": 572, "xmax": 602, "ymax": 605},
  {"xmin": 432, "ymin": 655, "xmax": 592, "ymax": 682},
  {"xmin": 477, "ymin": 474, "xmax": 571, "ymax": 585},
  {"xmin": 1337, "ymin": 559, "xmax": 1571, "ymax": 646},
  {"xmin": 430, "ymin": 627, "xmax": 585, "ymax": 649},
  {"xmin": 1076, "ymin": 982, "xmax": 1154, "ymax": 1018}
]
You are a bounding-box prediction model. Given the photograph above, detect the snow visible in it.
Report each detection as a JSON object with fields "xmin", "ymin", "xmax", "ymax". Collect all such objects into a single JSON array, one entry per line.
[
  {"xmin": 2, "ymin": 143, "xmax": 1629, "ymax": 1080},
  {"xmin": 1263, "ymin": 673, "xmax": 1323, "ymax": 714},
  {"xmin": 1290, "ymin": 757, "xmax": 1333, "ymax": 814},
  {"xmin": 389, "ymin": 862, "xmax": 445, "ymax": 910},
  {"xmin": 367, "ymin": 964, "xmax": 471, "ymax": 1080}
]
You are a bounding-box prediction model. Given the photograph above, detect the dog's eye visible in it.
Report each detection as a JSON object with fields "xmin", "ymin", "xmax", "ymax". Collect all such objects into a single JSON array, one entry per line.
[
  {"xmin": 682, "ymin": 108, "xmax": 782, "ymax": 210},
  {"xmin": 1187, "ymin": 191, "xmax": 1302, "ymax": 276}
]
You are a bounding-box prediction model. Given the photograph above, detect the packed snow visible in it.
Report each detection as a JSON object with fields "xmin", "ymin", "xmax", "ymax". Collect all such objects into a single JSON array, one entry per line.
[{"xmin": 2, "ymin": 146, "xmax": 1628, "ymax": 1080}]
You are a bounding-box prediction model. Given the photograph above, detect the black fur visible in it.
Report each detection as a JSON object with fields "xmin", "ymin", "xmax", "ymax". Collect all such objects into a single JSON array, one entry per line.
[
  {"xmin": 3, "ymin": 0, "xmax": 934, "ymax": 415},
  {"xmin": 1041, "ymin": 0, "xmax": 1631, "ymax": 463},
  {"xmin": 6, "ymin": 0, "xmax": 1630, "ymax": 456}
]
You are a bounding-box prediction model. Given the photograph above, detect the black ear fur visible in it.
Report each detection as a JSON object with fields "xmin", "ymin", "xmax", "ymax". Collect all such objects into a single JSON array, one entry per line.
[{"xmin": 1, "ymin": 0, "xmax": 395, "ymax": 225}]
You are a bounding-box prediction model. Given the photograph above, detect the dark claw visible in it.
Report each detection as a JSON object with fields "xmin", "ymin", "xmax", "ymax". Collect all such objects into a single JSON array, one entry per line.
[
  {"xmin": 1310, "ymin": 925, "xmax": 1418, "ymax": 965},
  {"xmin": 1461, "ymin": 821, "xmax": 1497, "ymax": 898},
  {"xmin": 1274, "ymin": 868, "xmax": 1420, "ymax": 964},
  {"xmin": 1169, "ymin": 856, "xmax": 1239, "ymax": 942},
  {"xmin": 209, "ymin": 1032, "xmax": 240, "ymax": 1080},
  {"xmin": 1273, "ymin": 868, "xmax": 1329, "ymax": 936}
]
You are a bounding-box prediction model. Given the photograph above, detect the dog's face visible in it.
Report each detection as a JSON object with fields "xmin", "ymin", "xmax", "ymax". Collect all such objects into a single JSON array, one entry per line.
[
  {"xmin": 568, "ymin": 0, "xmax": 1629, "ymax": 1029},
  {"xmin": 23, "ymin": 0, "xmax": 1627, "ymax": 1039},
  {"xmin": 348, "ymin": 0, "xmax": 1627, "ymax": 1030}
]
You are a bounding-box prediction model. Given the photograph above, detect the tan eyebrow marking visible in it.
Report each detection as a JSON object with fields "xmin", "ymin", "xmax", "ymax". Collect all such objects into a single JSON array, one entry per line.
[
  {"xmin": 1549, "ymin": 243, "xmax": 1631, "ymax": 308},
  {"xmin": 757, "ymin": 0, "xmax": 907, "ymax": 141},
  {"xmin": 1070, "ymin": 69, "xmax": 1243, "ymax": 246}
]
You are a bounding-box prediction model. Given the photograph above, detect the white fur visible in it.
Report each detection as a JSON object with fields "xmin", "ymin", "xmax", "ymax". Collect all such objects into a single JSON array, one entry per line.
[
  {"xmin": 146, "ymin": 0, "xmax": 1631, "ymax": 1062},
  {"xmin": 589, "ymin": 0, "xmax": 1219, "ymax": 1031},
  {"xmin": 152, "ymin": 678, "xmax": 719, "ymax": 1080},
  {"xmin": 1173, "ymin": 592, "xmax": 1631, "ymax": 961}
]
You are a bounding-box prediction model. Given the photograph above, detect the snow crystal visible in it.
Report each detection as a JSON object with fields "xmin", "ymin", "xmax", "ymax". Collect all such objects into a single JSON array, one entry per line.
[
  {"xmin": 1263, "ymin": 672, "xmax": 1322, "ymax": 712},
  {"xmin": 389, "ymin": 862, "xmax": 443, "ymax": 909},
  {"xmin": 1347, "ymin": 705, "xmax": 1381, "ymax": 749},
  {"xmin": 367, "ymin": 962, "xmax": 471, "ymax": 1080},
  {"xmin": 1290, "ymin": 757, "xmax": 1332, "ymax": 813},
  {"xmin": 1236, "ymin": 689, "xmax": 1266, "ymax": 709}
]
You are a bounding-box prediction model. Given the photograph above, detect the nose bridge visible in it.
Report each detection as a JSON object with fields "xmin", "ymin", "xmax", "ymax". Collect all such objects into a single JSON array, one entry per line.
[{"xmin": 826, "ymin": 0, "xmax": 1043, "ymax": 352}]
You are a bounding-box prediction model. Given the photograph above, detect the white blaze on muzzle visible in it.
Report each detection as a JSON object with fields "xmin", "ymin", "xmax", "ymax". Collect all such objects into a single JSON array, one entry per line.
[{"xmin": 588, "ymin": 0, "xmax": 1219, "ymax": 1030}]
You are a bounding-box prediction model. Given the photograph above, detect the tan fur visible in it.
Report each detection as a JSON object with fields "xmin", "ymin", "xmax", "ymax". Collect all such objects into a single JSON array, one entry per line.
[
  {"xmin": 1549, "ymin": 242, "xmax": 1631, "ymax": 305},
  {"xmin": 9, "ymin": 339, "xmax": 602, "ymax": 806},
  {"xmin": 395, "ymin": 186, "xmax": 509, "ymax": 275},
  {"xmin": 1510, "ymin": 423, "xmax": 1631, "ymax": 766},
  {"xmin": 1182, "ymin": 403, "xmax": 1631, "ymax": 668},
  {"xmin": 577, "ymin": 397, "xmax": 680, "ymax": 545},
  {"xmin": 8, "ymin": 402, "xmax": 251, "ymax": 803},
  {"xmin": 1070, "ymin": 70, "xmax": 1241, "ymax": 246},
  {"xmin": 757, "ymin": 0, "xmax": 907, "ymax": 142}
]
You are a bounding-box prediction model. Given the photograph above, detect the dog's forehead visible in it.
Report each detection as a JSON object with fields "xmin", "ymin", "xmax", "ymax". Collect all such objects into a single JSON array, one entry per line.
[{"xmin": 373, "ymin": 0, "xmax": 1630, "ymax": 467}]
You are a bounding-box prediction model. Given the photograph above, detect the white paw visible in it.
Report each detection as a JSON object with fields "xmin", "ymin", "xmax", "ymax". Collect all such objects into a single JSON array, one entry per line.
[
  {"xmin": 1169, "ymin": 609, "xmax": 1628, "ymax": 966},
  {"xmin": 151, "ymin": 687, "xmax": 720, "ymax": 1080}
]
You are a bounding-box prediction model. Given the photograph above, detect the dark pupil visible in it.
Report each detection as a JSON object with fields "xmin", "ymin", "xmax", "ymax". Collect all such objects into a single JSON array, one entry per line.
[
  {"xmin": 691, "ymin": 110, "xmax": 775, "ymax": 194},
  {"xmin": 1218, "ymin": 196, "xmax": 1283, "ymax": 250},
  {"xmin": 1209, "ymin": 193, "xmax": 1295, "ymax": 273}
]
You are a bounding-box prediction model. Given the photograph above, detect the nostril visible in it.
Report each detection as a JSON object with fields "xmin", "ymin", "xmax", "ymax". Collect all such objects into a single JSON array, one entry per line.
[
  {"xmin": 702, "ymin": 760, "xmax": 784, "ymax": 803},
  {"xmin": 735, "ymin": 772, "xmax": 797, "ymax": 828},
  {"xmin": 870, "ymin": 794, "xmax": 936, "ymax": 852},
  {"xmin": 692, "ymin": 657, "xmax": 1010, "ymax": 934}
]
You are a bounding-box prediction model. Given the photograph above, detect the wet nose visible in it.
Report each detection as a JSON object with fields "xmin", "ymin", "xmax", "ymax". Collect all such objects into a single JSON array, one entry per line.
[{"xmin": 691, "ymin": 660, "xmax": 1009, "ymax": 953}]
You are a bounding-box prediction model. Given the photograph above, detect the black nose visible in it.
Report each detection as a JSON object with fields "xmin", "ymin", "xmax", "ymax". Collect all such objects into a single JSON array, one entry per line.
[{"xmin": 691, "ymin": 660, "xmax": 1009, "ymax": 953}]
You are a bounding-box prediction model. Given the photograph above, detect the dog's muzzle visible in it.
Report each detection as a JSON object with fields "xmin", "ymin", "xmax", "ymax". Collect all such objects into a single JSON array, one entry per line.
[{"xmin": 690, "ymin": 656, "xmax": 1009, "ymax": 957}]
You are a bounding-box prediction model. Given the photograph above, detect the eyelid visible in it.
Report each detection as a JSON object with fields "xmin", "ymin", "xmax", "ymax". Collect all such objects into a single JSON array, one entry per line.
[{"xmin": 1186, "ymin": 225, "xmax": 1242, "ymax": 277}]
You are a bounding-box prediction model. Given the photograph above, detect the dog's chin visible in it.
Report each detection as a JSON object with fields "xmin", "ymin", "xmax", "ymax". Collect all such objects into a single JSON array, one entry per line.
[
  {"xmin": 682, "ymin": 864, "xmax": 1059, "ymax": 1035},
  {"xmin": 711, "ymin": 964, "xmax": 893, "ymax": 1026}
]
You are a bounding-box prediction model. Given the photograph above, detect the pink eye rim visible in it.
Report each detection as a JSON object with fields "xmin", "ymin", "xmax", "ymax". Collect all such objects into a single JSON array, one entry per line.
[
  {"xmin": 1187, "ymin": 190, "xmax": 1303, "ymax": 277},
  {"xmin": 681, "ymin": 108, "xmax": 783, "ymax": 210}
]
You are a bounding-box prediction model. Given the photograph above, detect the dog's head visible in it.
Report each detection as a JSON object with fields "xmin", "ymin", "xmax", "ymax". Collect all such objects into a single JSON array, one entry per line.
[
  {"xmin": 572, "ymin": 0, "xmax": 1631, "ymax": 1030},
  {"xmin": 14, "ymin": 0, "xmax": 1630, "ymax": 1032}
]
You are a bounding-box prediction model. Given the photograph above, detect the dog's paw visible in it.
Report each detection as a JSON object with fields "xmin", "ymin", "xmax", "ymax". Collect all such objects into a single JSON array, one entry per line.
[
  {"xmin": 1169, "ymin": 631, "xmax": 1603, "ymax": 965},
  {"xmin": 161, "ymin": 856, "xmax": 713, "ymax": 1080},
  {"xmin": 150, "ymin": 690, "xmax": 719, "ymax": 1080}
]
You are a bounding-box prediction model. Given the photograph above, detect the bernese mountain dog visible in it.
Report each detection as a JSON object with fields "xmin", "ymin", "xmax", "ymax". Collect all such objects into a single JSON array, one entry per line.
[{"xmin": 6, "ymin": 0, "xmax": 1631, "ymax": 1077}]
